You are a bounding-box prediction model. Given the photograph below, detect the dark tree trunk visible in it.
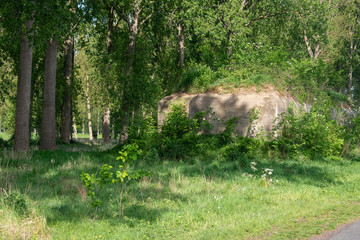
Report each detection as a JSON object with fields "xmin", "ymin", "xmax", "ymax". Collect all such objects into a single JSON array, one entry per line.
[
  {"xmin": 40, "ymin": 39, "xmax": 58, "ymax": 150},
  {"xmin": 102, "ymin": 5, "xmax": 114, "ymax": 143},
  {"xmin": 61, "ymin": 35, "xmax": 74, "ymax": 143},
  {"xmin": 120, "ymin": 1, "xmax": 141, "ymax": 144},
  {"xmin": 14, "ymin": 19, "xmax": 34, "ymax": 152}
]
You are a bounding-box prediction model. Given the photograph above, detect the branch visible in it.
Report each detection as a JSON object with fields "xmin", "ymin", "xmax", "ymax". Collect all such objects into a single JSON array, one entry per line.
[
  {"xmin": 245, "ymin": 11, "xmax": 289, "ymax": 26},
  {"xmin": 114, "ymin": 17, "xmax": 121, "ymax": 29},
  {"xmin": 139, "ymin": 0, "xmax": 154, "ymax": 15},
  {"xmin": 139, "ymin": 12, "xmax": 152, "ymax": 28},
  {"xmin": 112, "ymin": 4, "xmax": 130, "ymax": 29},
  {"xmin": 69, "ymin": 17, "xmax": 82, "ymax": 34}
]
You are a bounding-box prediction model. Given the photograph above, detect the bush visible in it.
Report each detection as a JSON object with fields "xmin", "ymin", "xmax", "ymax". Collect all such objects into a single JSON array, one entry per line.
[
  {"xmin": 274, "ymin": 104, "xmax": 344, "ymax": 157},
  {"xmin": 127, "ymin": 114, "xmax": 158, "ymax": 150},
  {"xmin": 342, "ymin": 114, "xmax": 360, "ymax": 155},
  {"xmin": 158, "ymin": 102, "xmax": 211, "ymax": 159},
  {"xmin": 179, "ymin": 62, "xmax": 217, "ymax": 92},
  {"xmin": 222, "ymin": 137, "xmax": 268, "ymax": 160}
]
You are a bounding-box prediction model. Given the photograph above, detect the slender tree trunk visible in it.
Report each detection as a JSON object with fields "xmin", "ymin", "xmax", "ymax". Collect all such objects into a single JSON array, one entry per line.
[
  {"xmin": 126, "ymin": 12, "xmax": 139, "ymax": 76},
  {"xmin": 348, "ymin": 36, "xmax": 354, "ymax": 96},
  {"xmin": 102, "ymin": 108, "xmax": 110, "ymax": 142},
  {"xmin": 303, "ymin": 29, "xmax": 321, "ymax": 59},
  {"xmin": 14, "ymin": 19, "xmax": 34, "ymax": 152},
  {"xmin": 177, "ymin": 21, "xmax": 185, "ymax": 69},
  {"xmin": 82, "ymin": 121, "xmax": 85, "ymax": 134},
  {"xmin": 61, "ymin": 35, "xmax": 74, "ymax": 143},
  {"xmin": 73, "ymin": 115, "xmax": 78, "ymax": 140},
  {"xmin": 303, "ymin": 29, "xmax": 314, "ymax": 58},
  {"xmin": 102, "ymin": 5, "xmax": 114, "ymax": 144},
  {"xmin": 120, "ymin": 2, "xmax": 140, "ymax": 144},
  {"xmin": 86, "ymin": 79, "xmax": 93, "ymax": 141},
  {"xmin": 40, "ymin": 39, "xmax": 58, "ymax": 150},
  {"xmin": 97, "ymin": 112, "xmax": 100, "ymax": 136},
  {"xmin": 227, "ymin": 31, "xmax": 233, "ymax": 57},
  {"xmin": 0, "ymin": 118, "xmax": 2, "ymax": 133}
]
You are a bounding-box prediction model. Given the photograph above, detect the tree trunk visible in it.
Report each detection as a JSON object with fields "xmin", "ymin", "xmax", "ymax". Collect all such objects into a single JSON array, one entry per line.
[
  {"xmin": 177, "ymin": 21, "xmax": 185, "ymax": 69},
  {"xmin": 303, "ymin": 29, "xmax": 314, "ymax": 58},
  {"xmin": 61, "ymin": 35, "xmax": 74, "ymax": 143},
  {"xmin": 227, "ymin": 31, "xmax": 233, "ymax": 57},
  {"xmin": 348, "ymin": 36, "xmax": 354, "ymax": 96},
  {"xmin": 120, "ymin": 1, "xmax": 141, "ymax": 144},
  {"xmin": 102, "ymin": 5, "xmax": 114, "ymax": 144},
  {"xmin": 125, "ymin": 0, "xmax": 141, "ymax": 74},
  {"xmin": 14, "ymin": 19, "xmax": 34, "ymax": 152},
  {"xmin": 112, "ymin": 123, "xmax": 115, "ymax": 139},
  {"xmin": 82, "ymin": 121, "xmax": 85, "ymax": 134},
  {"xmin": 86, "ymin": 79, "xmax": 93, "ymax": 141},
  {"xmin": 40, "ymin": 39, "xmax": 58, "ymax": 150},
  {"xmin": 303, "ymin": 29, "xmax": 321, "ymax": 59},
  {"xmin": 73, "ymin": 115, "xmax": 78, "ymax": 140},
  {"xmin": 97, "ymin": 111, "xmax": 100, "ymax": 136},
  {"xmin": 102, "ymin": 107, "xmax": 111, "ymax": 142}
]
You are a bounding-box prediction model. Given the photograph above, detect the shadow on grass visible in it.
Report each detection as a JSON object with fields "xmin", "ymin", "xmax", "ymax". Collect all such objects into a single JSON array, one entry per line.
[
  {"xmin": 0, "ymin": 147, "xmax": 186, "ymax": 226},
  {"xmin": 1, "ymin": 142, "xmax": 355, "ymax": 228},
  {"xmin": 167, "ymin": 154, "xmax": 347, "ymax": 187}
]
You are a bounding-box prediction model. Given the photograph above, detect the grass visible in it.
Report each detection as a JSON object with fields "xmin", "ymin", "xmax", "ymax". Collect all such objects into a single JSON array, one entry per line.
[
  {"xmin": 73, "ymin": 133, "xmax": 103, "ymax": 139},
  {"xmin": 1, "ymin": 142, "xmax": 360, "ymax": 239}
]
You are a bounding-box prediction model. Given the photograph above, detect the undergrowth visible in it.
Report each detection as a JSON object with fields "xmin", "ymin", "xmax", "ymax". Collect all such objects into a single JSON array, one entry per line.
[{"xmin": 1, "ymin": 101, "xmax": 360, "ymax": 239}]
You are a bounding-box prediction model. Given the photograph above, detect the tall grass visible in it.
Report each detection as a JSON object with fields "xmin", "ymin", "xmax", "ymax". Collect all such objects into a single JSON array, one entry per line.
[{"xmin": 1, "ymin": 140, "xmax": 360, "ymax": 239}]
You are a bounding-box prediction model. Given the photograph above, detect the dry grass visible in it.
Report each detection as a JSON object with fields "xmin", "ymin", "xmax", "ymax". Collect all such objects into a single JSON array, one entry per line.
[{"xmin": 0, "ymin": 208, "xmax": 50, "ymax": 240}]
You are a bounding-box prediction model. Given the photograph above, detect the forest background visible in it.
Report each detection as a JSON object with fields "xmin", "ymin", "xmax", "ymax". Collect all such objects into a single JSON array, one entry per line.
[
  {"xmin": 1, "ymin": 0, "xmax": 360, "ymax": 148},
  {"xmin": 3, "ymin": 1, "xmax": 360, "ymax": 239}
]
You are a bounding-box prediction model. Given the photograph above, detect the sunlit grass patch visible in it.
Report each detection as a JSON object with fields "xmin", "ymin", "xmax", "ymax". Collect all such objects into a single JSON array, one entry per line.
[{"xmin": 1, "ymin": 144, "xmax": 360, "ymax": 239}]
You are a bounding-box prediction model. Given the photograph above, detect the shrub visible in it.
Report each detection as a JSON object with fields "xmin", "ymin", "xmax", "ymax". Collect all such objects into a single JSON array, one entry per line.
[
  {"xmin": 81, "ymin": 143, "xmax": 152, "ymax": 218},
  {"xmin": 127, "ymin": 114, "xmax": 158, "ymax": 149},
  {"xmin": 161, "ymin": 103, "xmax": 196, "ymax": 139},
  {"xmin": 179, "ymin": 62, "xmax": 217, "ymax": 92},
  {"xmin": 274, "ymin": 104, "xmax": 344, "ymax": 157},
  {"xmin": 158, "ymin": 103, "xmax": 204, "ymax": 159},
  {"xmin": 342, "ymin": 115, "xmax": 360, "ymax": 156}
]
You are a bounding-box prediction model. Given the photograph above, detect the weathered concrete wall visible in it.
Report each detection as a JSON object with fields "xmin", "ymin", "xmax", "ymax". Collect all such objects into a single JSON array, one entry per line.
[{"xmin": 158, "ymin": 91, "xmax": 301, "ymax": 136}]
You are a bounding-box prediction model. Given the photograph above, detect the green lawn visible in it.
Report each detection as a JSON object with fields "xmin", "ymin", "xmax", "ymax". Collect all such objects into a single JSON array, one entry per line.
[
  {"xmin": 73, "ymin": 133, "xmax": 103, "ymax": 139},
  {"xmin": 1, "ymin": 144, "xmax": 360, "ymax": 239}
]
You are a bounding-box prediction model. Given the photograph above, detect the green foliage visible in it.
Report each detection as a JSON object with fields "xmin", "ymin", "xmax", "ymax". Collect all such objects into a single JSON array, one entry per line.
[
  {"xmin": 158, "ymin": 102, "xmax": 209, "ymax": 159},
  {"xmin": 81, "ymin": 144, "xmax": 152, "ymax": 218},
  {"xmin": 342, "ymin": 114, "xmax": 360, "ymax": 155},
  {"xmin": 219, "ymin": 117, "xmax": 238, "ymax": 145},
  {"xmin": 161, "ymin": 103, "xmax": 198, "ymax": 139},
  {"xmin": 127, "ymin": 114, "xmax": 158, "ymax": 148},
  {"xmin": 222, "ymin": 137, "xmax": 268, "ymax": 160},
  {"xmin": 179, "ymin": 63, "xmax": 217, "ymax": 92},
  {"xmin": 4, "ymin": 192, "xmax": 29, "ymax": 215},
  {"xmin": 288, "ymin": 59, "xmax": 344, "ymax": 102},
  {"xmin": 274, "ymin": 103, "xmax": 344, "ymax": 157}
]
